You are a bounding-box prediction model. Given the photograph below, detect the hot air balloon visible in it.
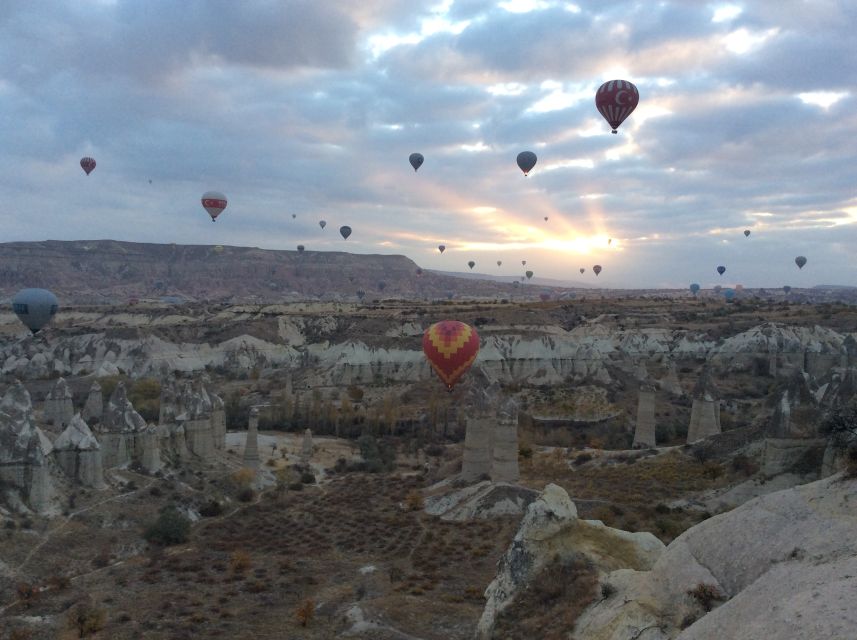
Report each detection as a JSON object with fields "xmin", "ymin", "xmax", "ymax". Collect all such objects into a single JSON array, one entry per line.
[
  {"xmin": 291, "ymin": 214, "xmax": 296, "ymax": 219},
  {"xmin": 340, "ymin": 226, "xmax": 352, "ymax": 240},
  {"xmin": 201, "ymin": 191, "xmax": 227, "ymax": 222},
  {"xmin": 521, "ymin": 260, "xmax": 527, "ymax": 266},
  {"xmin": 579, "ymin": 268, "xmax": 585, "ymax": 274},
  {"xmin": 744, "ymin": 229, "xmax": 751, "ymax": 237},
  {"xmin": 213, "ymin": 245, "xmax": 224, "ymax": 254},
  {"xmin": 516, "ymin": 151, "xmax": 537, "ymax": 176},
  {"xmin": 468, "ymin": 261, "xmax": 475, "ymax": 270},
  {"xmin": 319, "ymin": 220, "xmax": 327, "ymax": 229},
  {"xmin": 438, "ymin": 245, "xmax": 446, "ymax": 254},
  {"xmin": 409, "ymin": 153, "xmax": 424, "ymax": 172},
  {"xmin": 595, "ymin": 80, "xmax": 639, "ymax": 134},
  {"xmin": 735, "ymin": 284, "xmax": 744, "ymax": 292},
  {"xmin": 714, "ymin": 285, "xmax": 722, "ymax": 294},
  {"xmin": 723, "ymin": 288, "xmax": 736, "ymax": 301},
  {"xmin": 80, "ymin": 157, "xmax": 96, "ymax": 175},
  {"xmin": 539, "ymin": 292, "xmax": 551, "ymax": 302},
  {"xmin": 717, "ymin": 265, "xmax": 726, "ymax": 276},
  {"xmin": 544, "ymin": 216, "xmax": 549, "ymax": 222},
  {"xmin": 593, "ymin": 265, "xmax": 602, "ymax": 276},
  {"xmin": 497, "ymin": 260, "xmax": 502, "ymax": 267},
  {"xmin": 12, "ymin": 288, "xmax": 59, "ymax": 334},
  {"xmin": 378, "ymin": 281, "xmax": 386, "ymax": 291},
  {"xmin": 512, "ymin": 281, "xmax": 520, "ymax": 288},
  {"xmin": 690, "ymin": 283, "xmax": 700, "ymax": 295},
  {"xmin": 446, "ymin": 291, "xmax": 454, "ymax": 300},
  {"xmin": 525, "ymin": 270, "xmax": 533, "ymax": 279},
  {"xmin": 795, "ymin": 256, "xmax": 807, "ymax": 269},
  {"xmin": 608, "ymin": 238, "xmax": 612, "ymax": 245},
  {"xmin": 783, "ymin": 285, "xmax": 792, "ymax": 295},
  {"xmin": 297, "ymin": 245, "xmax": 305, "ymax": 252},
  {"xmin": 356, "ymin": 290, "xmax": 365, "ymax": 301},
  {"xmin": 422, "ymin": 320, "xmax": 480, "ymax": 391}
]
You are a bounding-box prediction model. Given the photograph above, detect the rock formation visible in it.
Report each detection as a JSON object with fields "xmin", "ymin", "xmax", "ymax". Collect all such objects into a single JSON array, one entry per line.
[
  {"xmin": 140, "ymin": 425, "xmax": 162, "ymax": 474},
  {"xmin": 658, "ymin": 360, "xmax": 683, "ymax": 396},
  {"xmin": 44, "ymin": 377, "xmax": 74, "ymax": 427},
  {"xmin": 96, "ymin": 382, "xmax": 147, "ymax": 468},
  {"xmin": 53, "ymin": 413, "xmax": 105, "ymax": 488},
  {"xmin": 491, "ymin": 395, "xmax": 519, "ymax": 483},
  {"xmin": 0, "ymin": 381, "xmax": 55, "ymax": 511},
  {"xmin": 633, "ymin": 388, "xmax": 657, "ymax": 448},
  {"xmin": 763, "ymin": 369, "xmax": 826, "ymax": 476},
  {"xmin": 687, "ymin": 367, "xmax": 721, "ymax": 443},
  {"xmin": 461, "ymin": 368, "xmax": 500, "ymax": 483},
  {"xmin": 82, "ymin": 380, "xmax": 103, "ymax": 423},
  {"xmin": 243, "ymin": 407, "xmax": 260, "ymax": 470},
  {"xmin": 301, "ymin": 428, "xmax": 313, "ymax": 461}
]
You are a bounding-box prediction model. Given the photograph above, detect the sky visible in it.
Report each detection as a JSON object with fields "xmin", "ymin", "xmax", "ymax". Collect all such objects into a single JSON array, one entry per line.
[{"xmin": 1, "ymin": 0, "xmax": 856, "ymax": 289}]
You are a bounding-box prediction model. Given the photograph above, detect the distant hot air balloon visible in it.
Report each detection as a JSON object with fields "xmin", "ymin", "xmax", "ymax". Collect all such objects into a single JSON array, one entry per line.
[
  {"xmin": 80, "ymin": 157, "xmax": 96, "ymax": 175},
  {"xmin": 409, "ymin": 153, "xmax": 424, "ymax": 172},
  {"xmin": 12, "ymin": 288, "xmax": 59, "ymax": 334},
  {"xmin": 714, "ymin": 285, "xmax": 722, "ymax": 294},
  {"xmin": 512, "ymin": 281, "xmax": 520, "ymax": 288},
  {"xmin": 340, "ymin": 226, "xmax": 352, "ymax": 240},
  {"xmin": 723, "ymin": 288, "xmax": 736, "ymax": 301},
  {"xmin": 297, "ymin": 245, "xmax": 305, "ymax": 252},
  {"xmin": 544, "ymin": 216, "xmax": 549, "ymax": 222},
  {"xmin": 783, "ymin": 285, "xmax": 792, "ymax": 295},
  {"xmin": 422, "ymin": 320, "xmax": 480, "ymax": 391},
  {"xmin": 516, "ymin": 151, "xmax": 537, "ymax": 176},
  {"xmin": 468, "ymin": 261, "xmax": 475, "ymax": 270},
  {"xmin": 525, "ymin": 270, "xmax": 533, "ymax": 279},
  {"xmin": 690, "ymin": 283, "xmax": 700, "ymax": 295},
  {"xmin": 717, "ymin": 265, "xmax": 726, "ymax": 276},
  {"xmin": 795, "ymin": 256, "xmax": 807, "ymax": 269},
  {"xmin": 319, "ymin": 220, "xmax": 327, "ymax": 229},
  {"xmin": 378, "ymin": 281, "xmax": 386, "ymax": 291},
  {"xmin": 292, "ymin": 214, "xmax": 296, "ymax": 219},
  {"xmin": 201, "ymin": 191, "xmax": 227, "ymax": 222},
  {"xmin": 579, "ymin": 268, "xmax": 585, "ymax": 274},
  {"xmin": 213, "ymin": 245, "xmax": 224, "ymax": 254},
  {"xmin": 735, "ymin": 284, "xmax": 744, "ymax": 292},
  {"xmin": 497, "ymin": 260, "xmax": 502, "ymax": 267},
  {"xmin": 356, "ymin": 290, "xmax": 365, "ymax": 301},
  {"xmin": 595, "ymin": 80, "xmax": 639, "ymax": 134},
  {"xmin": 446, "ymin": 291, "xmax": 454, "ymax": 300},
  {"xmin": 608, "ymin": 238, "xmax": 612, "ymax": 245},
  {"xmin": 593, "ymin": 265, "xmax": 602, "ymax": 276},
  {"xmin": 521, "ymin": 260, "xmax": 527, "ymax": 266},
  {"xmin": 744, "ymin": 229, "xmax": 751, "ymax": 237},
  {"xmin": 438, "ymin": 245, "xmax": 446, "ymax": 254}
]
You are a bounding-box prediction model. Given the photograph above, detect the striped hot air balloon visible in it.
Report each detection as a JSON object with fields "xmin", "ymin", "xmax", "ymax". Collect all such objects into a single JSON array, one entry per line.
[
  {"xmin": 80, "ymin": 157, "xmax": 96, "ymax": 175},
  {"xmin": 422, "ymin": 320, "xmax": 480, "ymax": 391},
  {"xmin": 595, "ymin": 80, "xmax": 639, "ymax": 134}
]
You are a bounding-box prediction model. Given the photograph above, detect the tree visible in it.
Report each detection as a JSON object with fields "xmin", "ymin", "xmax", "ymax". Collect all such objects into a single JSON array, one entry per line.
[
  {"xmin": 295, "ymin": 599, "xmax": 315, "ymax": 627},
  {"xmin": 821, "ymin": 402, "xmax": 857, "ymax": 451},
  {"xmin": 143, "ymin": 506, "xmax": 190, "ymax": 546}
]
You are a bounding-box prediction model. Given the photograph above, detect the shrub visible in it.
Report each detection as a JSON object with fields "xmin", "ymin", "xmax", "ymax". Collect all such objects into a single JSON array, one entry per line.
[
  {"xmin": 573, "ymin": 453, "xmax": 592, "ymax": 466},
  {"xmin": 295, "ymin": 599, "xmax": 315, "ymax": 627},
  {"xmin": 230, "ymin": 551, "xmax": 252, "ymax": 573},
  {"xmin": 300, "ymin": 471, "xmax": 315, "ymax": 484},
  {"xmin": 199, "ymin": 500, "xmax": 223, "ymax": 518},
  {"xmin": 846, "ymin": 445, "xmax": 857, "ymax": 478},
  {"xmin": 600, "ymin": 582, "xmax": 616, "ymax": 599},
  {"xmin": 67, "ymin": 603, "xmax": 106, "ymax": 637},
  {"xmin": 237, "ymin": 487, "xmax": 255, "ymax": 503},
  {"xmin": 404, "ymin": 490, "xmax": 424, "ymax": 511},
  {"xmin": 731, "ymin": 454, "xmax": 758, "ymax": 476},
  {"xmin": 144, "ymin": 507, "xmax": 190, "ymax": 546},
  {"xmin": 687, "ymin": 583, "xmax": 724, "ymax": 612},
  {"xmin": 16, "ymin": 583, "xmax": 39, "ymax": 608},
  {"xmin": 9, "ymin": 629, "xmax": 33, "ymax": 640}
]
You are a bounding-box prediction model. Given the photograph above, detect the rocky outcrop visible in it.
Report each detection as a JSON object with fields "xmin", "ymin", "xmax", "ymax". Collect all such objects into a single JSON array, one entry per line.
[
  {"xmin": 687, "ymin": 368, "xmax": 721, "ymax": 443},
  {"xmin": 300, "ymin": 429, "xmax": 313, "ymax": 462},
  {"xmin": 0, "ymin": 381, "xmax": 55, "ymax": 511},
  {"xmin": 424, "ymin": 481, "xmax": 538, "ymax": 521},
  {"xmin": 52, "ymin": 413, "xmax": 104, "ymax": 488},
  {"xmin": 244, "ymin": 407, "xmax": 260, "ymax": 470},
  {"xmin": 571, "ymin": 474, "xmax": 857, "ymax": 640},
  {"xmin": 96, "ymin": 382, "xmax": 147, "ymax": 468},
  {"xmin": 491, "ymin": 396, "xmax": 519, "ymax": 483},
  {"xmin": 44, "ymin": 377, "xmax": 74, "ymax": 427},
  {"xmin": 81, "ymin": 380, "xmax": 103, "ymax": 423},
  {"xmin": 477, "ymin": 483, "xmax": 664, "ymax": 639},
  {"xmin": 633, "ymin": 388, "xmax": 656, "ymax": 448}
]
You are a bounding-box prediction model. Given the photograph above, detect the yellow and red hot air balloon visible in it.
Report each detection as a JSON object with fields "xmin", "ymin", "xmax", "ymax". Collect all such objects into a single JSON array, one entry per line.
[{"xmin": 422, "ymin": 320, "xmax": 479, "ymax": 391}]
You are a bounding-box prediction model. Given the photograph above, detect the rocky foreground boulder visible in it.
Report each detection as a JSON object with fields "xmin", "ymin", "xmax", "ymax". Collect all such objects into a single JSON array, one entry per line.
[{"xmin": 479, "ymin": 475, "xmax": 857, "ymax": 639}]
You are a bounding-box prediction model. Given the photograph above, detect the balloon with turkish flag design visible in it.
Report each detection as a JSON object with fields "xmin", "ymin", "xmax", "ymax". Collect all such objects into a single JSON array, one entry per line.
[
  {"xmin": 595, "ymin": 80, "xmax": 639, "ymax": 134},
  {"xmin": 423, "ymin": 320, "xmax": 480, "ymax": 391},
  {"xmin": 201, "ymin": 191, "xmax": 227, "ymax": 222}
]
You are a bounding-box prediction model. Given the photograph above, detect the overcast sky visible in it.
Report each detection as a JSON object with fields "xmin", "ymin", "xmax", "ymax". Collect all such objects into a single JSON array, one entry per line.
[{"xmin": 1, "ymin": 0, "xmax": 855, "ymax": 289}]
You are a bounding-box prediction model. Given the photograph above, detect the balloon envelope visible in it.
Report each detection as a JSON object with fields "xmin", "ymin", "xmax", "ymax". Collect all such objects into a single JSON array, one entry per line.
[
  {"xmin": 579, "ymin": 268, "xmax": 585, "ymax": 274},
  {"xmin": 12, "ymin": 288, "xmax": 58, "ymax": 334},
  {"xmin": 356, "ymin": 290, "xmax": 366, "ymax": 300},
  {"xmin": 340, "ymin": 225, "xmax": 352, "ymax": 240},
  {"xmin": 319, "ymin": 220, "xmax": 326, "ymax": 229},
  {"xmin": 80, "ymin": 157, "xmax": 96, "ymax": 175},
  {"xmin": 595, "ymin": 79, "xmax": 639, "ymax": 133},
  {"xmin": 516, "ymin": 151, "xmax": 537, "ymax": 176},
  {"xmin": 723, "ymin": 288, "xmax": 736, "ymax": 301},
  {"xmin": 593, "ymin": 265, "xmax": 602, "ymax": 276},
  {"xmin": 783, "ymin": 285, "xmax": 792, "ymax": 294},
  {"xmin": 422, "ymin": 320, "xmax": 480, "ymax": 391},
  {"xmin": 714, "ymin": 285, "xmax": 722, "ymax": 294},
  {"xmin": 409, "ymin": 153, "xmax": 424, "ymax": 171},
  {"xmin": 521, "ymin": 260, "xmax": 526, "ymax": 266},
  {"xmin": 201, "ymin": 191, "xmax": 227, "ymax": 221},
  {"xmin": 497, "ymin": 260, "xmax": 502, "ymax": 267},
  {"xmin": 744, "ymin": 229, "xmax": 751, "ymax": 237},
  {"xmin": 717, "ymin": 266, "xmax": 726, "ymax": 276},
  {"xmin": 378, "ymin": 281, "xmax": 386, "ymax": 291},
  {"xmin": 468, "ymin": 261, "xmax": 475, "ymax": 270},
  {"xmin": 525, "ymin": 270, "xmax": 533, "ymax": 279},
  {"xmin": 297, "ymin": 245, "xmax": 305, "ymax": 252},
  {"xmin": 690, "ymin": 283, "xmax": 700, "ymax": 294},
  {"xmin": 795, "ymin": 256, "xmax": 807, "ymax": 269},
  {"xmin": 438, "ymin": 245, "xmax": 445, "ymax": 254}
]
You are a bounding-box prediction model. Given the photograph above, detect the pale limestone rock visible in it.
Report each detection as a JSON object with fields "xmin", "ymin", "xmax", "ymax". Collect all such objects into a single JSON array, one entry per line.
[
  {"xmin": 424, "ymin": 480, "xmax": 538, "ymax": 521},
  {"xmin": 461, "ymin": 416, "xmax": 493, "ymax": 482},
  {"xmin": 97, "ymin": 382, "xmax": 146, "ymax": 468},
  {"xmin": 244, "ymin": 407, "xmax": 260, "ymax": 470},
  {"xmin": 44, "ymin": 377, "xmax": 74, "ymax": 427},
  {"xmin": 82, "ymin": 381, "xmax": 102, "ymax": 422},
  {"xmin": 53, "ymin": 413, "xmax": 104, "ymax": 488},
  {"xmin": 491, "ymin": 395, "xmax": 519, "ymax": 483},
  {"xmin": 658, "ymin": 360, "xmax": 683, "ymax": 396},
  {"xmin": 301, "ymin": 428, "xmax": 313, "ymax": 461},
  {"xmin": 633, "ymin": 389, "xmax": 656, "ymax": 448},
  {"xmin": 140, "ymin": 424, "xmax": 161, "ymax": 474}
]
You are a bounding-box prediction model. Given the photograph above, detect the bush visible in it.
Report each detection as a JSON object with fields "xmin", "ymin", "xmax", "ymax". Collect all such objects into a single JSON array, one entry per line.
[
  {"xmin": 199, "ymin": 500, "xmax": 223, "ymax": 518},
  {"xmin": 230, "ymin": 550, "xmax": 252, "ymax": 573},
  {"xmin": 687, "ymin": 583, "xmax": 724, "ymax": 612},
  {"xmin": 573, "ymin": 453, "xmax": 592, "ymax": 466},
  {"xmin": 357, "ymin": 435, "xmax": 396, "ymax": 473},
  {"xmin": 600, "ymin": 582, "xmax": 616, "ymax": 599},
  {"xmin": 143, "ymin": 507, "xmax": 190, "ymax": 546},
  {"xmin": 237, "ymin": 488, "xmax": 255, "ymax": 503},
  {"xmin": 300, "ymin": 471, "xmax": 315, "ymax": 484},
  {"xmin": 67, "ymin": 603, "xmax": 106, "ymax": 637},
  {"xmin": 295, "ymin": 598, "xmax": 315, "ymax": 627},
  {"xmin": 518, "ymin": 445, "xmax": 533, "ymax": 459},
  {"xmin": 404, "ymin": 490, "xmax": 424, "ymax": 511},
  {"xmin": 731, "ymin": 454, "xmax": 758, "ymax": 476},
  {"xmin": 846, "ymin": 445, "xmax": 857, "ymax": 478}
]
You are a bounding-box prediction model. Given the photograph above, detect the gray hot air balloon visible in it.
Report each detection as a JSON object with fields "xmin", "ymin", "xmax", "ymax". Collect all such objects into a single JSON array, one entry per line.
[
  {"xmin": 468, "ymin": 261, "xmax": 475, "ymax": 270},
  {"xmin": 525, "ymin": 270, "xmax": 533, "ymax": 279},
  {"xmin": 356, "ymin": 289, "xmax": 366, "ymax": 301},
  {"xmin": 690, "ymin": 283, "xmax": 700, "ymax": 295},
  {"xmin": 517, "ymin": 151, "xmax": 537, "ymax": 176},
  {"xmin": 783, "ymin": 285, "xmax": 792, "ymax": 295},
  {"xmin": 714, "ymin": 285, "xmax": 722, "ymax": 294},
  {"xmin": 579, "ymin": 268, "xmax": 585, "ymax": 274},
  {"xmin": 340, "ymin": 226, "xmax": 352, "ymax": 240},
  {"xmin": 497, "ymin": 260, "xmax": 502, "ymax": 267},
  {"xmin": 744, "ymin": 229, "xmax": 751, "ymax": 237},
  {"xmin": 12, "ymin": 288, "xmax": 59, "ymax": 334},
  {"xmin": 409, "ymin": 153, "xmax": 424, "ymax": 171},
  {"xmin": 319, "ymin": 220, "xmax": 326, "ymax": 229},
  {"xmin": 297, "ymin": 245, "xmax": 305, "ymax": 252},
  {"xmin": 438, "ymin": 244, "xmax": 445, "ymax": 253},
  {"xmin": 717, "ymin": 265, "xmax": 726, "ymax": 276},
  {"xmin": 593, "ymin": 265, "xmax": 602, "ymax": 276},
  {"xmin": 795, "ymin": 256, "xmax": 807, "ymax": 269}
]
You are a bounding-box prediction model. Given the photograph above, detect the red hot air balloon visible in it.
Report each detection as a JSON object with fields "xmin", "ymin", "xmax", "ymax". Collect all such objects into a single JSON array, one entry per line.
[
  {"xmin": 595, "ymin": 80, "xmax": 639, "ymax": 134},
  {"xmin": 201, "ymin": 191, "xmax": 227, "ymax": 222},
  {"xmin": 422, "ymin": 320, "xmax": 480, "ymax": 391},
  {"xmin": 80, "ymin": 157, "xmax": 96, "ymax": 175},
  {"xmin": 593, "ymin": 265, "xmax": 602, "ymax": 276}
]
